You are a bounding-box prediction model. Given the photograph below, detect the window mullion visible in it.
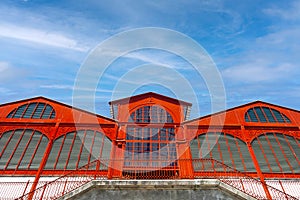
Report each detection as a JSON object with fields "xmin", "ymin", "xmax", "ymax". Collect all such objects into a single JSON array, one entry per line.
[
  {"xmin": 234, "ymin": 137, "xmax": 247, "ymax": 172},
  {"xmin": 64, "ymin": 132, "xmax": 77, "ymax": 170},
  {"xmin": 27, "ymin": 133, "xmax": 43, "ymax": 169},
  {"xmin": 256, "ymin": 135, "xmax": 273, "ymax": 173},
  {"xmin": 0, "ymin": 130, "xmax": 16, "ymax": 158},
  {"xmin": 273, "ymin": 133, "xmax": 294, "ymax": 173},
  {"xmin": 53, "ymin": 134, "xmax": 67, "ymax": 169},
  {"xmin": 16, "ymin": 130, "xmax": 35, "ymax": 170},
  {"xmin": 76, "ymin": 130, "xmax": 87, "ymax": 169},
  {"xmin": 30, "ymin": 103, "xmax": 39, "ymax": 119},
  {"xmin": 264, "ymin": 133, "xmax": 283, "ymax": 173},
  {"xmin": 4, "ymin": 129, "xmax": 26, "ymax": 170}
]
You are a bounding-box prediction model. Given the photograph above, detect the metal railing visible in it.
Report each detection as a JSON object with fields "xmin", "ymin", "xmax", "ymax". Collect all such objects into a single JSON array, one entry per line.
[
  {"xmin": 10, "ymin": 159, "xmax": 299, "ymax": 200},
  {"xmin": 1, "ymin": 181, "xmax": 32, "ymax": 200},
  {"xmin": 16, "ymin": 160, "xmax": 107, "ymax": 200},
  {"xmin": 192, "ymin": 159, "xmax": 298, "ymax": 200}
]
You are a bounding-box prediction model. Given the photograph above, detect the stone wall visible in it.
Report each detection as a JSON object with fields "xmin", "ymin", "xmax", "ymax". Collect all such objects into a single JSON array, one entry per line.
[{"xmin": 60, "ymin": 180, "xmax": 254, "ymax": 200}]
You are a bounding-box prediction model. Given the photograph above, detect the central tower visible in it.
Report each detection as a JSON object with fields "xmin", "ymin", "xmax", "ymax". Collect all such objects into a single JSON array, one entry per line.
[{"xmin": 108, "ymin": 92, "xmax": 192, "ymax": 178}]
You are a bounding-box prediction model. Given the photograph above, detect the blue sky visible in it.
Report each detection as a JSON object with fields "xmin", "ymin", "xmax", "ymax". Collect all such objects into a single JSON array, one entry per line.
[{"xmin": 0, "ymin": 0, "xmax": 300, "ymax": 119}]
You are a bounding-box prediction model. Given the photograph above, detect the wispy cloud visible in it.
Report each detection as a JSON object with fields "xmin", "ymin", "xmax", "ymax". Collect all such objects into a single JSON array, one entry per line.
[
  {"xmin": 222, "ymin": 63, "xmax": 294, "ymax": 83},
  {"xmin": 0, "ymin": 23, "xmax": 88, "ymax": 52},
  {"xmin": 0, "ymin": 61, "xmax": 26, "ymax": 81},
  {"xmin": 263, "ymin": 1, "xmax": 300, "ymax": 20},
  {"xmin": 222, "ymin": 0, "xmax": 300, "ymax": 84},
  {"xmin": 40, "ymin": 84, "xmax": 113, "ymax": 93},
  {"xmin": 0, "ymin": 87, "xmax": 15, "ymax": 95}
]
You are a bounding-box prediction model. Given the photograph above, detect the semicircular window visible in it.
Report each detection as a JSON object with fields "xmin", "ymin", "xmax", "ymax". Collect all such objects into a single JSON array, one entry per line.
[
  {"xmin": 245, "ymin": 107, "xmax": 291, "ymax": 123},
  {"xmin": 7, "ymin": 102, "xmax": 56, "ymax": 119},
  {"xmin": 0, "ymin": 129, "xmax": 49, "ymax": 170},
  {"xmin": 129, "ymin": 105, "xmax": 173, "ymax": 123},
  {"xmin": 45, "ymin": 130, "xmax": 112, "ymax": 170}
]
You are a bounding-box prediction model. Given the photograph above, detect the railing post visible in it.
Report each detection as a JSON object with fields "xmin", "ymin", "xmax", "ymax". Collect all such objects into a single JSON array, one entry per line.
[
  {"xmin": 279, "ymin": 180, "xmax": 289, "ymax": 200},
  {"xmin": 22, "ymin": 180, "xmax": 30, "ymax": 196},
  {"xmin": 239, "ymin": 178, "xmax": 245, "ymax": 193},
  {"xmin": 95, "ymin": 160, "xmax": 100, "ymax": 180},
  {"xmin": 28, "ymin": 121, "xmax": 60, "ymax": 200},
  {"xmin": 62, "ymin": 179, "xmax": 68, "ymax": 196},
  {"xmin": 39, "ymin": 184, "xmax": 47, "ymax": 200}
]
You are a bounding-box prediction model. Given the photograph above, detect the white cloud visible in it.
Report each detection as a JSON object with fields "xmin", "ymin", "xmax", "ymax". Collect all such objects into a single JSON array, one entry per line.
[
  {"xmin": 124, "ymin": 51, "xmax": 195, "ymax": 71},
  {"xmin": 0, "ymin": 23, "xmax": 88, "ymax": 52},
  {"xmin": 256, "ymin": 28, "xmax": 300, "ymax": 51},
  {"xmin": 0, "ymin": 61, "xmax": 10, "ymax": 72},
  {"xmin": 0, "ymin": 61, "xmax": 22, "ymax": 80},
  {"xmin": 40, "ymin": 84, "xmax": 113, "ymax": 93},
  {"xmin": 263, "ymin": 1, "xmax": 300, "ymax": 20},
  {"xmin": 0, "ymin": 87, "xmax": 14, "ymax": 95},
  {"xmin": 222, "ymin": 62, "xmax": 294, "ymax": 83}
]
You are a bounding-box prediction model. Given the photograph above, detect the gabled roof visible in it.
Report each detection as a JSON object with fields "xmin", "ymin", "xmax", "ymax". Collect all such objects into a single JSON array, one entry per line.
[
  {"xmin": 0, "ymin": 96, "xmax": 116, "ymax": 122},
  {"xmin": 184, "ymin": 100, "xmax": 300, "ymax": 124},
  {"xmin": 109, "ymin": 92, "xmax": 192, "ymax": 106}
]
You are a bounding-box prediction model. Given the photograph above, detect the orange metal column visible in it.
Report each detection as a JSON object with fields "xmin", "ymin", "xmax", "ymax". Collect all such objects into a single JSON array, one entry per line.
[
  {"xmin": 109, "ymin": 125, "xmax": 125, "ymax": 179},
  {"xmin": 176, "ymin": 125, "xmax": 194, "ymax": 179},
  {"xmin": 244, "ymin": 127, "xmax": 272, "ymax": 199},
  {"xmin": 28, "ymin": 122, "xmax": 60, "ymax": 200}
]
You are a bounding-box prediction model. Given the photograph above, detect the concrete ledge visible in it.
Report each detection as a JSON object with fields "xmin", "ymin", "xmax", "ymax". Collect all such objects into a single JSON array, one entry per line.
[{"xmin": 59, "ymin": 179, "xmax": 256, "ymax": 200}]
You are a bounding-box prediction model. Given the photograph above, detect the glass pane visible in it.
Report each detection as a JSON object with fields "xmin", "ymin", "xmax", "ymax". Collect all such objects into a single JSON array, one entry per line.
[
  {"xmin": 254, "ymin": 107, "xmax": 267, "ymax": 122},
  {"xmin": 259, "ymin": 135, "xmax": 282, "ymax": 172},
  {"xmin": 32, "ymin": 103, "xmax": 46, "ymax": 119},
  {"xmin": 7, "ymin": 130, "xmax": 31, "ymax": 169},
  {"xmin": 167, "ymin": 112, "xmax": 173, "ymax": 123},
  {"xmin": 237, "ymin": 139, "xmax": 255, "ymax": 172},
  {"xmin": 252, "ymin": 138, "xmax": 271, "ymax": 172},
  {"xmin": 151, "ymin": 106, "xmax": 158, "ymax": 123},
  {"xmin": 262, "ymin": 107, "xmax": 276, "ymax": 122},
  {"xmin": 41, "ymin": 105, "xmax": 53, "ymax": 119},
  {"xmin": 159, "ymin": 108, "xmax": 165, "ymax": 122},
  {"xmin": 23, "ymin": 103, "xmax": 37, "ymax": 118},
  {"xmin": 50, "ymin": 111, "xmax": 56, "ymax": 119},
  {"xmin": 45, "ymin": 136, "xmax": 63, "ymax": 169},
  {"xmin": 144, "ymin": 106, "xmax": 150, "ymax": 122},
  {"xmin": 143, "ymin": 128, "xmax": 150, "ymax": 140},
  {"xmin": 272, "ymin": 109, "xmax": 285, "ymax": 122},
  {"xmin": 19, "ymin": 132, "xmax": 39, "ymax": 169},
  {"xmin": 129, "ymin": 113, "xmax": 135, "ymax": 122},
  {"xmin": 190, "ymin": 139, "xmax": 199, "ymax": 159},
  {"xmin": 160, "ymin": 128, "xmax": 167, "ymax": 140},
  {"xmin": 245, "ymin": 113, "xmax": 250, "ymax": 122},
  {"xmin": 282, "ymin": 114, "xmax": 291, "ymax": 123},
  {"xmin": 1, "ymin": 130, "xmax": 23, "ymax": 169},
  {"xmin": 101, "ymin": 137, "xmax": 112, "ymax": 166},
  {"xmin": 7, "ymin": 109, "xmax": 16, "ymax": 118},
  {"xmin": 248, "ymin": 108, "xmax": 258, "ymax": 122},
  {"xmin": 14, "ymin": 105, "xmax": 28, "ymax": 118},
  {"xmin": 56, "ymin": 133, "xmax": 75, "ymax": 169},
  {"xmin": 30, "ymin": 135, "xmax": 48, "ymax": 169},
  {"xmin": 0, "ymin": 131, "xmax": 16, "ymax": 169},
  {"xmin": 267, "ymin": 133, "xmax": 291, "ymax": 173}
]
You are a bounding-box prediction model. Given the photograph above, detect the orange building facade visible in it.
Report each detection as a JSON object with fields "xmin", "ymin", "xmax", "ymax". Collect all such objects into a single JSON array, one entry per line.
[{"xmin": 0, "ymin": 92, "xmax": 299, "ymax": 199}]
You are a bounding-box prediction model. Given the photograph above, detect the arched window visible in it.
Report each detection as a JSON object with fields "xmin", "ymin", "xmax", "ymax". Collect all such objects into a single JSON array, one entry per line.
[
  {"xmin": 129, "ymin": 105, "xmax": 173, "ymax": 123},
  {"xmin": 45, "ymin": 130, "xmax": 112, "ymax": 170},
  {"xmin": 190, "ymin": 132, "xmax": 255, "ymax": 172},
  {"xmin": 0, "ymin": 129, "xmax": 48, "ymax": 170},
  {"xmin": 245, "ymin": 107, "xmax": 291, "ymax": 123},
  {"xmin": 7, "ymin": 102, "xmax": 56, "ymax": 119},
  {"xmin": 125, "ymin": 105, "xmax": 177, "ymax": 170},
  {"xmin": 251, "ymin": 133, "xmax": 299, "ymax": 173}
]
